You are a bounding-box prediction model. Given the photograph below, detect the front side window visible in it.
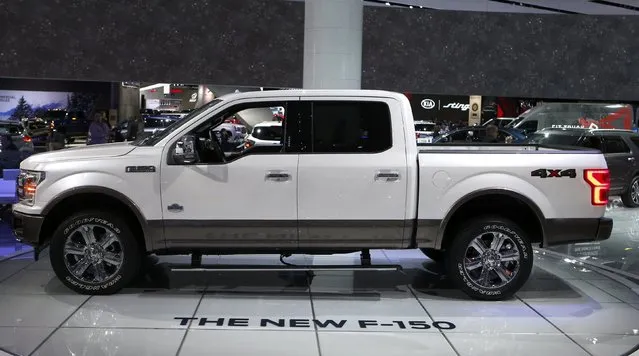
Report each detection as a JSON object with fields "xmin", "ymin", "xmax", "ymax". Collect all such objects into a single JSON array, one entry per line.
[
  {"xmin": 310, "ymin": 101, "xmax": 392, "ymax": 153},
  {"xmin": 629, "ymin": 137, "xmax": 639, "ymax": 151},
  {"xmin": 172, "ymin": 101, "xmax": 291, "ymax": 165}
]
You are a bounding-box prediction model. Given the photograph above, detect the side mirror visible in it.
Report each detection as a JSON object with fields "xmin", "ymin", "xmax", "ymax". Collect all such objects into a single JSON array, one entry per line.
[{"xmin": 173, "ymin": 134, "xmax": 198, "ymax": 164}]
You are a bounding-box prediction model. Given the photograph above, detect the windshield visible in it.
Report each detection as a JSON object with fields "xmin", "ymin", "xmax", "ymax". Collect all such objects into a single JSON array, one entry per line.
[
  {"xmin": 505, "ymin": 107, "xmax": 537, "ymax": 128},
  {"xmin": 522, "ymin": 131, "xmax": 583, "ymax": 146},
  {"xmin": 133, "ymin": 99, "xmax": 223, "ymax": 146},
  {"xmin": 43, "ymin": 111, "xmax": 66, "ymax": 120}
]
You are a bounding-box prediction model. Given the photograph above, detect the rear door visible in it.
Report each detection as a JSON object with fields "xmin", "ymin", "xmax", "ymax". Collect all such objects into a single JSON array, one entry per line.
[
  {"xmin": 601, "ymin": 135, "xmax": 635, "ymax": 191},
  {"xmin": 296, "ymin": 97, "xmax": 409, "ymax": 249}
]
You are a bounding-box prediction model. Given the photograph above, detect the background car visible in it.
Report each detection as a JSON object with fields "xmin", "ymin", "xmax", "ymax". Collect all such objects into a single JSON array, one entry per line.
[
  {"xmin": 22, "ymin": 119, "xmax": 49, "ymax": 151},
  {"xmin": 433, "ymin": 126, "xmax": 527, "ymax": 143},
  {"xmin": 0, "ymin": 120, "xmax": 34, "ymax": 154},
  {"xmin": 523, "ymin": 127, "xmax": 639, "ymax": 207},
  {"xmin": 112, "ymin": 116, "xmax": 179, "ymax": 142},
  {"xmin": 49, "ymin": 110, "xmax": 90, "ymax": 143},
  {"xmin": 414, "ymin": 120, "xmax": 436, "ymax": 144}
]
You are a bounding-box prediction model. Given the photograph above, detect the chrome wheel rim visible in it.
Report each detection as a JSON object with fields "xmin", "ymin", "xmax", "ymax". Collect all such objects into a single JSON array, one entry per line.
[
  {"xmin": 463, "ymin": 231, "xmax": 521, "ymax": 290},
  {"xmin": 631, "ymin": 180, "xmax": 639, "ymax": 205},
  {"xmin": 63, "ymin": 224, "xmax": 124, "ymax": 284}
]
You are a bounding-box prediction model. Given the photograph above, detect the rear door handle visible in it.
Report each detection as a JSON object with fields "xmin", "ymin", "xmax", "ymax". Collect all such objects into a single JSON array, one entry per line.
[
  {"xmin": 375, "ymin": 171, "xmax": 400, "ymax": 182},
  {"xmin": 266, "ymin": 171, "xmax": 290, "ymax": 182}
]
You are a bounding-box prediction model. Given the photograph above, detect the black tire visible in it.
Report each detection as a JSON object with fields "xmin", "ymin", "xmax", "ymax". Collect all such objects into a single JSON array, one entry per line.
[
  {"xmin": 421, "ymin": 248, "xmax": 445, "ymax": 263},
  {"xmin": 445, "ymin": 216, "xmax": 533, "ymax": 301},
  {"xmin": 621, "ymin": 176, "xmax": 639, "ymax": 208},
  {"xmin": 50, "ymin": 211, "xmax": 141, "ymax": 295}
]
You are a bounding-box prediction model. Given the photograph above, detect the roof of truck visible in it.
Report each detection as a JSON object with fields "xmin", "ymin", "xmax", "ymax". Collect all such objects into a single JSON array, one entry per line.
[{"xmin": 217, "ymin": 89, "xmax": 407, "ymax": 101}]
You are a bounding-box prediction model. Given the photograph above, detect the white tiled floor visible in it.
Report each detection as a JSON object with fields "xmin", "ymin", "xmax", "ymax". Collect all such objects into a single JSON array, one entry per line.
[{"xmin": 0, "ymin": 249, "xmax": 638, "ymax": 356}]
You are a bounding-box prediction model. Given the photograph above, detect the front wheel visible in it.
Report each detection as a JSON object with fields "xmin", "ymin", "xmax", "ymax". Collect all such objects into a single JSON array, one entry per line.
[
  {"xmin": 621, "ymin": 176, "xmax": 639, "ymax": 208},
  {"xmin": 445, "ymin": 216, "xmax": 533, "ymax": 301},
  {"xmin": 50, "ymin": 211, "xmax": 141, "ymax": 295}
]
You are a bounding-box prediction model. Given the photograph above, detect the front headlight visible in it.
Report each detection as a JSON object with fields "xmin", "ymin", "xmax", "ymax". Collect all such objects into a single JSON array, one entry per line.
[{"xmin": 17, "ymin": 170, "xmax": 46, "ymax": 206}]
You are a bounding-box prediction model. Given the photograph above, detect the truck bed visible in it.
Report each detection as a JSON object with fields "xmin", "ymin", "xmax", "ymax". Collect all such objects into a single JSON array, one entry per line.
[{"xmin": 416, "ymin": 143, "xmax": 608, "ymax": 233}]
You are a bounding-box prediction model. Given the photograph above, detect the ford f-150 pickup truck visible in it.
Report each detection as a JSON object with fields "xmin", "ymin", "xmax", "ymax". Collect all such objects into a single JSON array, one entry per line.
[{"xmin": 11, "ymin": 90, "xmax": 613, "ymax": 300}]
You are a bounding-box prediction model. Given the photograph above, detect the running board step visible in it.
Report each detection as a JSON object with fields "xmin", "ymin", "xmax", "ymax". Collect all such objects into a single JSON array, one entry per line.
[{"xmin": 169, "ymin": 264, "xmax": 402, "ymax": 272}]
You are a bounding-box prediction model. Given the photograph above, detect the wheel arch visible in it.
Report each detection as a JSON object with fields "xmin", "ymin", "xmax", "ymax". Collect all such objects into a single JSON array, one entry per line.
[
  {"xmin": 39, "ymin": 186, "xmax": 157, "ymax": 252},
  {"xmin": 436, "ymin": 189, "xmax": 546, "ymax": 250}
]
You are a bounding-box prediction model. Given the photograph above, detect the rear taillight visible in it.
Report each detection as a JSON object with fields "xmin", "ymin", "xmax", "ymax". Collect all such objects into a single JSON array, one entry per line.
[
  {"xmin": 584, "ymin": 169, "xmax": 610, "ymax": 206},
  {"xmin": 22, "ymin": 135, "xmax": 31, "ymax": 143}
]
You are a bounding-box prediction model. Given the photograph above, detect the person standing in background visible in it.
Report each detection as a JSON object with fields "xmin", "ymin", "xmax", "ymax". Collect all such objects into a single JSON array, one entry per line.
[
  {"xmin": 126, "ymin": 115, "xmax": 144, "ymax": 141},
  {"xmin": 87, "ymin": 113, "xmax": 109, "ymax": 145}
]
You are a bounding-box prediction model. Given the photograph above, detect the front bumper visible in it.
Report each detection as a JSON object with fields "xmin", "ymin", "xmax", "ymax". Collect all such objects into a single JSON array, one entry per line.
[
  {"xmin": 11, "ymin": 209, "xmax": 44, "ymax": 246},
  {"xmin": 544, "ymin": 217, "xmax": 613, "ymax": 247}
]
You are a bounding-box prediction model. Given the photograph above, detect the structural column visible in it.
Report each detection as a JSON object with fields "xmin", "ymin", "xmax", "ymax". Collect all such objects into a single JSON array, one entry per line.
[{"xmin": 303, "ymin": 0, "xmax": 363, "ymax": 89}]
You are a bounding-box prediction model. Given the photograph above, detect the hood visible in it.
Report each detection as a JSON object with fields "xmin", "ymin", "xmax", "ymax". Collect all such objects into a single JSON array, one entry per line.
[{"xmin": 23, "ymin": 142, "xmax": 136, "ymax": 164}]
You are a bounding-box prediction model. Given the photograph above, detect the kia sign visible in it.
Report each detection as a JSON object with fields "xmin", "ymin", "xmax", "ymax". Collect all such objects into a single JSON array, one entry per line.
[
  {"xmin": 420, "ymin": 99, "xmax": 436, "ymax": 110},
  {"xmin": 408, "ymin": 94, "xmax": 471, "ymax": 123}
]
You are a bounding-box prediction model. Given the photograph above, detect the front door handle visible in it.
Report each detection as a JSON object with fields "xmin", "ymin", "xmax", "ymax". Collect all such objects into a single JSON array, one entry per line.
[
  {"xmin": 167, "ymin": 203, "xmax": 183, "ymax": 212},
  {"xmin": 266, "ymin": 171, "xmax": 290, "ymax": 182},
  {"xmin": 375, "ymin": 171, "xmax": 400, "ymax": 182}
]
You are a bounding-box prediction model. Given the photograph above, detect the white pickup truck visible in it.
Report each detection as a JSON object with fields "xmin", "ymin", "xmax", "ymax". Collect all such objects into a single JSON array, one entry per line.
[{"xmin": 11, "ymin": 90, "xmax": 613, "ymax": 300}]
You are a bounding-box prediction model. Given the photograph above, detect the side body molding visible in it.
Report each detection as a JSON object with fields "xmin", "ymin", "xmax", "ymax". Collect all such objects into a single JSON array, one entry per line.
[{"xmin": 41, "ymin": 186, "xmax": 162, "ymax": 251}]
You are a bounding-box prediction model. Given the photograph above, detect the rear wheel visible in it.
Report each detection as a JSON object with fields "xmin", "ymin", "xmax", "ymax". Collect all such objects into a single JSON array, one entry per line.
[
  {"xmin": 621, "ymin": 176, "xmax": 639, "ymax": 208},
  {"xmin": 445, "ymin": 216, "xmax": 533, "ymax": 301},
  {"xmin": 50, "ymin": 211, "xmax": 141, "ymax": 295}
]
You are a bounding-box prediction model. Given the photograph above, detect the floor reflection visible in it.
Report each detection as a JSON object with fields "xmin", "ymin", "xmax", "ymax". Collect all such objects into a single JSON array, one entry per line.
[{"xmin": 547, "ymin": 197, "xmax": 639, "ymax": 279}]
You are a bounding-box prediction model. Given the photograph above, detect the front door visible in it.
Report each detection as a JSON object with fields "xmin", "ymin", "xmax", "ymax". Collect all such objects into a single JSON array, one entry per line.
[
  {"xmin": 296, "ymin": 97, "xmax": 410, "ymax": 249},
  {"xmin": 159, "ymin": 98, "xmax": 300, "ymax": 250},
  {"xmin": 602, "ymin": 135, "xmax": 635, "ymax": 192}
]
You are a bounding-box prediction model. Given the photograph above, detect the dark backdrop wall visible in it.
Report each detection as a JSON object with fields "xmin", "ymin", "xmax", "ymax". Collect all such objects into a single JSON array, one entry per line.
[
  {"xmin": 362, "ymin": 7, "xmax": 639, "ymax": 101},
  {"xmin": 0, "ymin": 0, "xmax": 304, "ymax": 88}
]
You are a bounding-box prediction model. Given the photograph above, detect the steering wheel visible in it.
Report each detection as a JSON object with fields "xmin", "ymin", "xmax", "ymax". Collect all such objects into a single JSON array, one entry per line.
[{"xmin": 204, "ymin": 128, "xmax": 226, "ymax": 163}]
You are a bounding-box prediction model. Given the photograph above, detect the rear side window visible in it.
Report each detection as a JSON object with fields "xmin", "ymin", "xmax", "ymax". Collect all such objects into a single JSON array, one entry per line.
[
  {"xmin": 630, "ymin": 137, "xmax": 639, "ymax": 151},
  {"xmin": 518, "ymin": 120, "xmax": 538, "ymax": 132},
  {"xmin": 0, "ymin": 124, "xmax": 20, "ymax": 135},
  {"xmin": 603, "ymin": 136, "xmax": 630, "ymax": 154},
  {"xmin": 310, "ymin": 101, "xmax": 392, "ymax": 153},
  {"xmin": 581, "ymin": 136, "xmax": 603, "ymax": 151},
  {"xmin": 415, "ymin": 123, "xmax": 435, "ymax": 132},
  {"xmin": 252, "ymin": 125, "xmax": 282, "ymax": 141}
]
